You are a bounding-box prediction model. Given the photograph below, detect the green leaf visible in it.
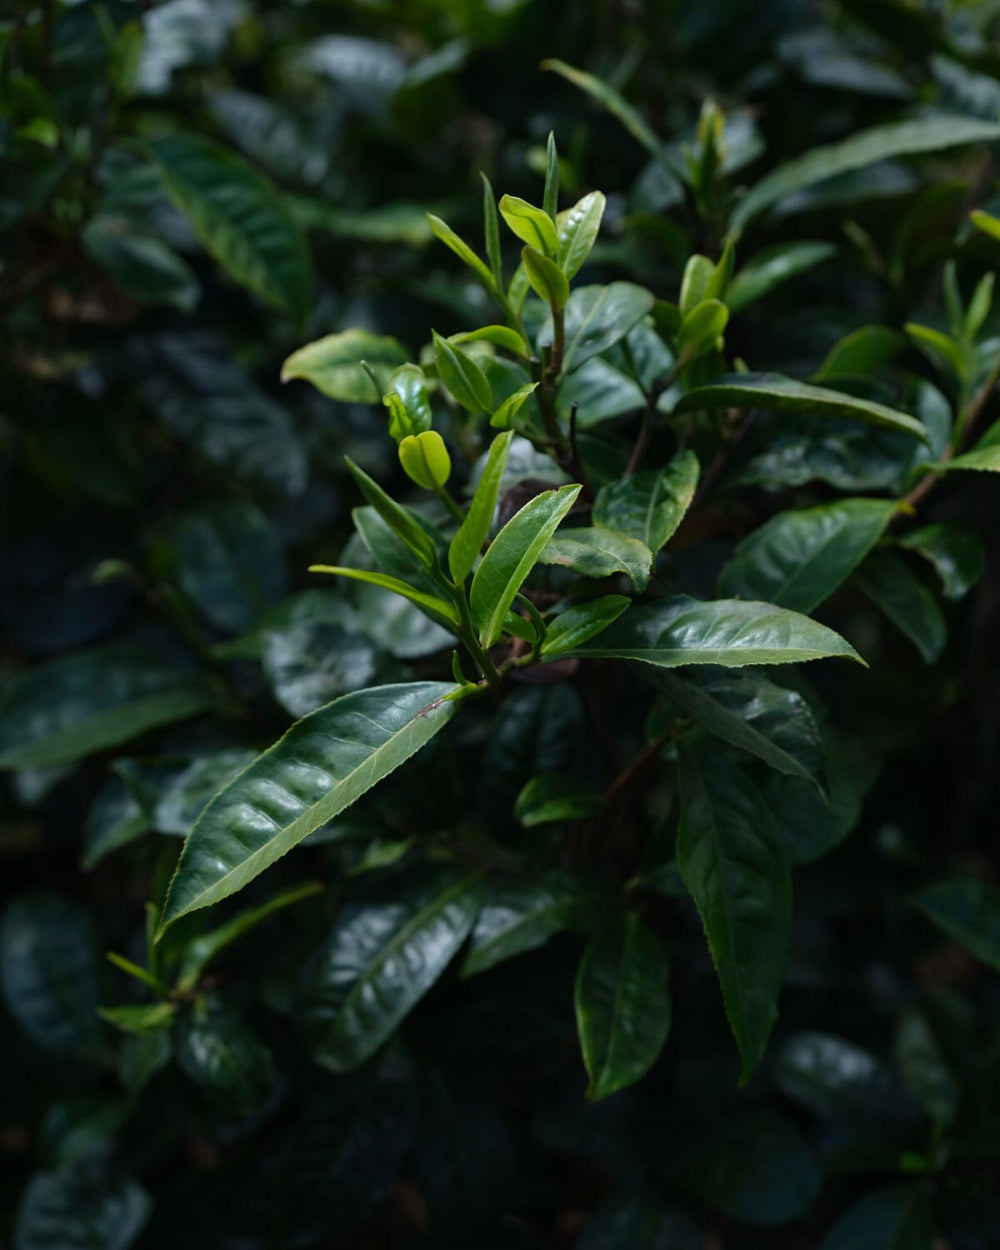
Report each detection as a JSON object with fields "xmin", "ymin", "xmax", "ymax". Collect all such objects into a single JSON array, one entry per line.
[
  {"xmin": 143, "ymin": 133, "xmax": 311, "ymax": 320},
  {"xmin": 462, "ymin": 870, "xmax": 603, "ymax": 976},
  {"xmin": 81, "ymin": 779, "xmax": 151, "ymax": 871},
  {"xmin": 177, "ymin": 994, "xmax": 275, "ymax": 1117},
  {"xmin": 176, "ymin": 882, "xmax": 324, "ymax": 993},
  {"xmin": 383, "ymin": 363, "xmax": 433, "ymax": 440},
  {"xmin": 308, "ymin": 566, "xmax": 459, "ymax": 630},
  {"xmin": 449, "ymin": 430, "xmax": 514, "ymax": 582},
  {"xmin": 557, "ymin": 190, "xmax": 606, "ymax": 278},
  {"xmin": 541, "ymin": 595, "xmax": 631, "ymax": 657},
  {"xmin": 426, "ymin": 212, "xmax": 496, "ymax": 289},
  {"xmin": 450, "ymin": 325, "xmax": 527, "ymax": 357},
  {"xmin": 674, "ymin": 373, "xmax": 929, "ymax": 442},
  {"xmin": 158, "ymin": 682, "xmax": 460, "ymax": 931},
  {"xmin": 433, "ymin": 329, "xmax": 492, "ymax": 412},
  {"xmin": 719, "ymin": 498, "xmax": 898, "ymax": 613},
  {"xmin": 542, "ymin": 59, "xmax": 680, "ymax": 177},
  {"xmin": 650, "ymin": 668, "xmax": 824, "ymax": 786},
  {"xmin": 575, "ymin": 913, "xmax": 672, "ymax": 1101},
  {"xmin": 298, "ymin": 869, "xmax": 483, "ymax": 1072},
  {"xmin": 0, "ymin": 896, "xmax": 102, "ymax": 1056},
  {"xmin": 898, "ymin": 522, "xmax": 984, "ymax": 601},
  {"xmin": 971, "ymin": 208, "xmax": 1000, "ymax": 244},
  {"xmin": 855, "ymin": 550, "xmax": 946, "ymax": 664},
  {"xmin": 552, "ymin": 282, "xmax": 656, "ymax": 374},
  {"xmin": 522, "ymin": 245, "xmax": 570, "ymax": 309},
  {"xmin": 99, "ymin": 1003, "xmax": 176, "ymax": 1036},
  {"xmin": 733, "ymin": 115, "xmax": 1000, "ymax": 232},
  {"xmin": 539, "ymin": 527, "xmax": 654, "ymax": 592},
  {"xmin": 819, "ymin": 1184, "xmax": 935, "ymax": 1250},
  {"xmin": 481, "ymin": 172, "xmax": 503, "ymax": 285},
  {"xmin": 470, "ymin": 485, "xmax": 582, "ymax": 647},
  {"xmin": 514, "ymin": 773, "xmax": 603, "ymax": 827},
  {"xmin": 911, "ymin": 878, "xmax": 1000, "ymax": 972},
  {"xmin": 816, "ymin": 325, "xmax": 906, "ymax": 383},
  {"xmin": 491, "ymin": 380, "xmax": 539, "ymax": 430},
  {"xmin": 499, "ymin": 194, "xmax": 560, "ymax": 256},
  {"xmin": 345, "ymin": 457, "xmax": 439, "ymax": 572},
  {"xmin": 142, "ymin": 748, "xmax": 258, "ymax": 836},
  {"xmin": 281, "ymin": 329, "xmax": 410, "ymax": 402},
  {"xmin": 924, "ymin": 440, "xmax": 1000, "ymax": 473},
  {"xmin": 678, "ymin": 298, "xmax": 729, "ymax": 357},
  {"xmin": 543, "ymin": 131, "xmax": 559, "ymax": 220},
  {"xmin": 727, "ymin": 241, "xmax": 836, "ymax": 312},
  {"xmin": 905, "ymin": 323, "xmax": 966, "ymax": 377},
  {"xmin": 677, "ymin": 741, "xmax": 791, "ymax": 1082},
  {"xmin": 0, "ymin": 644, "xmax": 214, "ymax": 771},
  {"xmin": 14, "ymin": 1168, "xmax": 150, "ymax": 1250},
  {"xmin": 563, "ymin": 596, "xmax": 864, "ymax": 668},
  {"xmin": 82, "ymin": 215, "xmax": 199, "ymax": 311},
  {"xmin": 679, "ymin": 255, "xmax": 715, "ymax": 315},
  {"xmin": 593, "ymin": 451, "xmax": 700, "ymax": 551}
]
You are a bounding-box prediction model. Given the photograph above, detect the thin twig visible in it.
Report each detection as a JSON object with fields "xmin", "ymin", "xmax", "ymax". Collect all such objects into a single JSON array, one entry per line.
[{"xmin": 602, "ymin": 732, "xmax": 670, "ymax": 806}]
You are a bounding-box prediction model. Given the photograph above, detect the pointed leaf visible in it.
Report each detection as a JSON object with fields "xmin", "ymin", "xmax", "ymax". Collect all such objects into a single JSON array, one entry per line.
[
  {"xmin": 562, "ymin": 596, "xmax": 864, "ymax": 668},
  {"xmin": 727, "ymin": 242, "xmax": 836, "ymax": 312},
  {"xmin": 143, "ymin": 134, "xmax": 311, "ymax": 320},
  {"xmin": 911, "ymin": 878, "xmax": 1000, "ymax": 972},
  {"xmin": 522, "ymin": 245, "xmax": 569, "ymax": 309},
  {"xmin": 549, "ymin": 283, "xmax": 655, "ymax": 374},
  {"xmin": 433, "ymin": 330, "xmax": 492, "ymax": 412},
  {"xmin": 575, "ymin": 913, "xmax": 671, "ymax": 1101},
  {"xmin": 309, "ymin": 565, "xmax": 459, "ymax": 630},
  {"xmin": 281, "ymin": 329, "xmax": 410, "ymax": 402},
  {"xmin": 426, "ymin": 213, "xmax": 495, "ymax": 288},
  {"xmin": 158, "ymin": 682, "xmax": 460, "ymax": 931},
  {"xmin": 449, "ymin": 431, "xmax": 514, "ymax": 582},
  {"xmin": 299, "ymin": 868, "xmax": 483, "ymax": 1071},
  {"xmin": 593, "ymin": 451, "xmax": 700, "ymax": 551},
  {"xmin": 898, "ymin": 522, "xmax": 984, "ymax": 601},
  {"xmin": 719, "ymin": 498, "xmax": 898, "ymax": 612},
  {"xmin": 499, "ymin": 194, "xmax": 560, "ymax": 256},
  {"xmin": 675, "ymin": 373, "xmax": 929, "ymax": 442},
  {"xmin": 677, "ymin": 741, "xmax": 791, "ymax": 1082},
  {"xmin": 557, "ymin": 190, "xmax": 606, "ymax": 278},
  {"xmin": 345, "ymin": 457, "xmax": 439, "ymax": 571},
  {"xmin": 855, "ymin": 550, "xmax": 946, "ymax": 664},
  {"xmin": 541, "ymin": 595, "xmax": 630, "ymax": 657},
  {"xmin": 539, "ymin": 527, "xmax": 653, "ymax": 592},
  {"xmin": 470, "ymin": 484, "xmax": 581, "ymax": 646}
]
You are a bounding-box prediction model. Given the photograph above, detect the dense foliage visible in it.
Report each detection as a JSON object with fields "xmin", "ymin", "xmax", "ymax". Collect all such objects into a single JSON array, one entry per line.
[{"xmin": 5, "ymin": 1, "xmax": 1000, "ymax": 1246}]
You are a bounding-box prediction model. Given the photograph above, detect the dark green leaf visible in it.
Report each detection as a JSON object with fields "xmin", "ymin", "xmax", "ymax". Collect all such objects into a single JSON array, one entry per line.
[
  {"xmin": 514, "ymin": 774, "xmax": 603, "ymax": 827},
  {"xmin": 144, "ymin": 133, "xmax": 311, "ymax": 320},
  {"xmin": 577, "ymin": 1191, "xmax": 704, "ymax": 1250},
  {"xmin": 539, "ymin": 527, "xmax": 654, "ymax": 592},
  {"xmin": 855, "ymin": 550, "xmax": 946, "ymax": 664},
  {"xmin": 592, "ymin": 451, "xmax": 699, "ymax": 551},
  {"xmin": 563, "ymin": 596, "xmax": 864, "ymax": 668},
  {"xmin": 677, "ymin": 741, "xmax": 791, "ymax": 1081},
  {"xmin": 575, "ymin": 913, "xmax": 671, "ymax": 1101},
  {"xmin": 675, "ymin": 373, "xmax": 929, "ymax": 442},
  {"xmin": 0, "ymin": 644, "xmax": 214, "ymax": 771},
  {"xmin": 14, "ymin": 1167, "xmax": 150, "ymax": 1250},
  {"xmin": 83, "ymin": 215, "xmax": 199, "ymax": 310},
  {"xmin": 177, "ymin": 994, "xmax": 275, "ymax": 1117},
  {"xmin": 81, "ymin": 779, "xmax": 151, "ymax": 871},
  {"xmin": 541, "ymin": 595, "xmax": 630, "ymax": 657},
  {"xmin": 819, "ymin": 1184, "xmax": 935, "ymax": 1250},
  {"xmin": 898, "ymin": 522, "xmax": 984, "ymax": 601},
  {"xmin": 911, "ymin": 878, "xmax": 1000, "ymax": 971},
  {"xmin": 549, "ymin": 283, "xmax": 655, "ymax": 373},
  {"xmin": 299, "ymin": 869, "xmax": 483, "ymax": 1072},
  {"xmin": 158, "ymin": 682, "xmax": 460, "ymax": 931},
  {"xmin": 719, "ymin": 498, "xmax": 898, "ymax": 612},
  {"xmin": 727, "ymin": 242, "xmax": 836, "ymax": 311}
]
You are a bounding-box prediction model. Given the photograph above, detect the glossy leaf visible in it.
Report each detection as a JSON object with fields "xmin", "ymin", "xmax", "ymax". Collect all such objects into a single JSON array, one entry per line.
[
  {"xmin": 575, "ymin": 913, "xmax": 671, "ymax": 1101},
  {"xmin": 463, "ymin": 870, "xmax": 602, "ymax": 976},
  {"xmin": 675, "ymin": 372, "xmax": 929, "ymax": 442},
  {"xmin": 719, "ymin": 498, "xmax": 897, "ymax": 612},
  {"xmin": 0, "ymin": 895, "xmax": 102, "ymax": 1056},
  {"xmin": 449, "ymin": 430, "xmax": 514, "ymax": 582},
  {"xmin": 14, "ymin": 1168, "xmax": 150, "ymax": 1250},
  {"xmin": 557, "ymin": 190, "xmax": 606, "ymax": 278},
  {"xmin": 177, "ymin": 994, "xmax": 275, "ymax": 1117},
  {"xmin": 499, "ymin": 194, "xmax": 559, "ymax": 255},
  {"xmin": 593, "ymin": 451, "xmax": 699, "ymax": 551},
  {"xmin": 540, "ymin": 527, "xmax": 654, "ymax": 592},
  {"xmin": 450, "ymin": 324, "xmax": 527, "ymax": 357},
  {"xmin": 281, "ymin": 329, "xmax": 409, "ymax": 402},
  {"xmin": 345, "ymin": 457, "xmax": 439, "ymax": 571},
  {"xmin": 677, "ymin": 741, "xmax": 791, "ymax": 1081},
  {"xmin": 898, "ymin": 522, "xmax": 984, "ymax": 601},
  {"xmin": 158, "ymin": 682, "xmax": 460, "ymax": 931},
  {"xmin": 855, "ymin": 550, "xmax": 946, "ymax": 664},
  {"xmin": 0, "ymin": 644, "xmax": 214, "ymax": 771},
  {"xmin": 727, "ymin": 242, "xmax": 836, "ymax": 311},
  {"xmin": 81, "ymin": 779, "xmax": 151, "ymax": 871},
  {"xmin": 383, "ymin": 363, "xmax": 432, "ymax": 440},
  {"xmin": 99, "ymin": 1003, "xmax": 176, "ymax": 1035},
  {"xmin": 426, "ymin": 212, "xmax": 495, "ymax": 288},
  {"xmin": 144, "ymin": 133, "xmax": 311, "ymax": 320},
  {"xmin": 551, "ymin": 282, "xmax": 655, "ymax": 373},
  {"xmin": 563, "ymin": 595, "xmax": 864, "ymax": 668},
  {"xmin": 911, "ymin": 878, "xmax": 1000, "ymax": 972},
  {"xmin": 541, "ymin": 595, "xmax": 630, "ymax": 657},
  {"xmin": 299, "ymin": 869, "xmax": 483, "ymax": 1071},
  {"xmin": 733, "ymin": 115, "xmax": 1000, "ymax": 231},
  {"xmin": 651, "ymin": 668, "xmax": 824, "ymax": 786},
  {"xmin": 522, "ymin": 245, "xmax": 569, "ymax": 309},
  {"xmin": 470, "ymin": 484, "xmax": 581, "ymax": 647},
  {"xmin": 433, "ymin": 329, "xmax": 492, "ymax": 412},
  {"xmin": 514, "ymin": 773, "xmax": 603, "ymax": 827},
  {"xmin": 310, "ymin": 567, "xmax": 458, "ymax": 630}
]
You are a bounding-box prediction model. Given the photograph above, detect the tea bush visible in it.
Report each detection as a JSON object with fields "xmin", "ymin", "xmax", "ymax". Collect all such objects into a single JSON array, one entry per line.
[{"xmin": 4, "ymin": 2, "xmax": 1000, "ymax": 1246}]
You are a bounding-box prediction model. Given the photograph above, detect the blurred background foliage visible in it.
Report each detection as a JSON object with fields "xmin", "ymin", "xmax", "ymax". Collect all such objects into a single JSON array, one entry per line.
[{"xmin": 4, "ymin": 0, "xmax": 1000, "ymax": 1246}]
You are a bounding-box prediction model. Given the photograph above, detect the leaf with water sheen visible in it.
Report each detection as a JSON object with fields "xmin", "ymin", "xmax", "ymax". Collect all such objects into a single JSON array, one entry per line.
[
  {"xmin": 470, "ymin": 484, "xmax": 581, "ymax": 647},
  {"xmin": 677, "ymin": 741, "xmax": 791, "ymax": 1082},
  {"xmin": 158, "ymin": 682, "xmax": 460, "ymax": 932},
  {"xmin": 674, "ymin": 373, "xmax": 928, "ymax": 442},
  {"xmin": 299, "ymin": 868, "xmax": 483, "ymax": 1071},
  {"xmin": 562, "ymin": 596, "xmax": 864, "ymax": 668},
  {"xmin": 719, "ymin": 498, "xmax": 898, "ymax": 612},
  {"xmin": 557, "ymin": 190, "xmax": 606, "ymax": 277},
  {"xmin": 575, "ymin": 912, "xmax": 671, "ymax": 1101}
]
